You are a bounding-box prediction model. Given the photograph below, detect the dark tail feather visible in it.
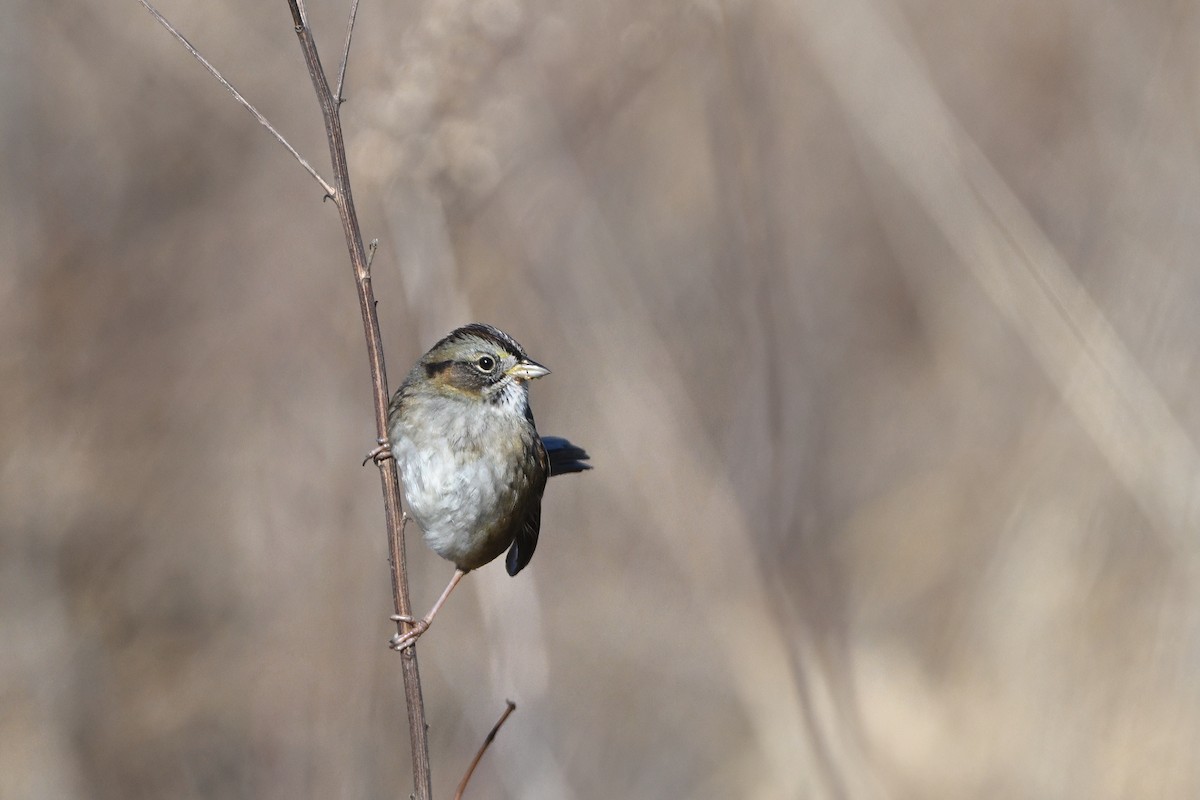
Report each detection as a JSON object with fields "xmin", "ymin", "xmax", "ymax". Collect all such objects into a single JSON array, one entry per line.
[{"xmin": 543, "ymin": 436, "xmax": 591, "ymax": 476}]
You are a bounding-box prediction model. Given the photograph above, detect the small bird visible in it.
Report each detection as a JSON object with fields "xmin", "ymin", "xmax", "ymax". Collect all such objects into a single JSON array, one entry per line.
[{"xmin": 382, "ymin": 323, "xmax": 589, "ymax": 650}]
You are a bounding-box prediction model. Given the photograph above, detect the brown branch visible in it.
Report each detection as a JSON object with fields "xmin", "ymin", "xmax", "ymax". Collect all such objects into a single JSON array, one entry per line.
[
  {"xmin": 283, "ymin": 3, "xmax": 432, "ymax": 798},
  {"xmin": 454, "ymin": 701, "xmax": 518, "ymax": 800},
  {"xmin": 135, "ymin": 0, "xmax": 336, "ymax": 197},
  {"xmin": 334, "ymin": 0, "xmax": 363, "ymax": 103},
  {"xmin": 141, "ymin": 0, "xmax": 432, "ymax": 796}
]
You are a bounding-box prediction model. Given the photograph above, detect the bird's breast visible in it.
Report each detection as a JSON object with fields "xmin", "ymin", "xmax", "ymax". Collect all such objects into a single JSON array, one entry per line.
[{"xmin": 389, "ymin": 398, "xmax": 538, "ymax": 569}]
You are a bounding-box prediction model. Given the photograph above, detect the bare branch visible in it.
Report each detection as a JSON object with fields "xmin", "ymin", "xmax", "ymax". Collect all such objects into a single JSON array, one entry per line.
[
  {"xmin": 136, "ymin": 0, "xmax": 336, "ymax": 198},
  {"xmin": 454, "ymin": 701, "xmax": 518, "ymax": 800},
  {"xmin": 283, "ymin": 2, "xmax": 432, "ymax": 798},
  {"xmin": 335, "ymin": 0, "xmax": 363, "ymax": 103},
  {"xmin": 142, "ymin": 2, "xmax": 431, "ymax": 795},
  {"xmin": 292, "ymin": 0, "xmax": 309, "ymax": 28}
]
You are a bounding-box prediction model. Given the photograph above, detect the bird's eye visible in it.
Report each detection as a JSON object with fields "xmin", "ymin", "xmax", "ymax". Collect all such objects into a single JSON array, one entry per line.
[{"xmin": 475, "ymin": 355, "xmax": 496, "ymax": 372}]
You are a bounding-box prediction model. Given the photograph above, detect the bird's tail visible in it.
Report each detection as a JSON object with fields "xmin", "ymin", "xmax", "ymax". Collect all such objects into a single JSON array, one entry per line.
[{"xmin": 543, "ymin": 436, "xmax": 592, "ymax": 476}]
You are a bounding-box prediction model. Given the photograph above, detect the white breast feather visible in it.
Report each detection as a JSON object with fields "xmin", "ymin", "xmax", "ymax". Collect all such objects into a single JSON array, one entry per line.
[{"xmin": 392, "ymin": 383, "xmax": 530, "ymax": 565}]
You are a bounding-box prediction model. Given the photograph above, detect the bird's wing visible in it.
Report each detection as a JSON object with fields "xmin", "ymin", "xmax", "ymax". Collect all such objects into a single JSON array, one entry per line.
[{"xmin": 505, "ymin": 437, "xmax": 549, "ymax": 576}]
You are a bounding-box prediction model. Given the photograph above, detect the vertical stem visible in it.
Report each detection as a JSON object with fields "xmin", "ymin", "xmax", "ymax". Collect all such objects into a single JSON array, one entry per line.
[{"xmin": 284, "ymin": 2, "xmax": 432, "ymax": 797}]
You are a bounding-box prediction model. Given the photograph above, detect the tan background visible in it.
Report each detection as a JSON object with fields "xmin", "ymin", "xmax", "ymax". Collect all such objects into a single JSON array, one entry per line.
[{"xmin": 4, "ymin": 1, "xmax": 1200, "ymax": 797}]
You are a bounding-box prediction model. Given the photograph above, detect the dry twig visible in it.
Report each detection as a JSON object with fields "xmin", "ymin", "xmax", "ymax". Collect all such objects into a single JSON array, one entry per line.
[
  {"xmin": 138, "ymin": 1, "xmax": 432, "ymax": 797},
  {"xmin": 454, "ymin": 701, "xmax": 518, "ymax": 800},
  {"xmin": 135, "ymin": 0, "xmax": 334, "ymax": 196},
  {"xmin": 334, "ymin": 0, "xmax": 362, "ymax": 103}
]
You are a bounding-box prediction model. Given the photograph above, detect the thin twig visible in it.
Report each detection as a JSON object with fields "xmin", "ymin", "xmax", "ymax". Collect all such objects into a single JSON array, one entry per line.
[
  {"xmin": 144, "ymin": 2, "xmax": 432, "ymax": 795},
  {"xmin": 335, "ymin": 0, "xmax": 363, "ymax": 103},
  {"xmin": 366, "ymin": 238, "xmax": 379, "ymax": 272},
  {"xmin": 136, "ymin": 0, "xmax": 336, "ymax": 198},
  {"xmin": 454, "ymin": 701, "xmax": 518, "ymax": 800},
  {"xmin": 283, "ymin": 3, "xmax": 432, "ymax": 798}
]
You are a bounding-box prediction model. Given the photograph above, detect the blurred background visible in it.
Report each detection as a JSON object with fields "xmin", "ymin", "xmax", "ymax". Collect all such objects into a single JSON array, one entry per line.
[{"xmin": 4, "ymin": 0, "xmax": 1200, "ymax": 797}]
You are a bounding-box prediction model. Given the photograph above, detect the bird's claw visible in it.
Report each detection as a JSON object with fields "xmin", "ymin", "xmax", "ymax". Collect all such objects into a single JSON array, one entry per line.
[
  {"xmin": 389, "ymin": 619, "xmax": 429, "ymax": 651},
  {"xmin": 364, "ymin": 438, "xmax": 393, "ymax": 466}
]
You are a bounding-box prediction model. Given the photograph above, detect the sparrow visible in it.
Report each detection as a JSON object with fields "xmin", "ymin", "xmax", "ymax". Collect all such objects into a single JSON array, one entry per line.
[{"xmin": 381, "ymin": 323, "xmax": 589, "ymax": 649}]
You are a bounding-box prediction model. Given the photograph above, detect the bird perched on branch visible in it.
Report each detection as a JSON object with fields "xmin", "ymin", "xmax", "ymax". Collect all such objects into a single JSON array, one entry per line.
[{"xmin": 378, "ymin": 323, "xmax": 590, "ymax": 650}]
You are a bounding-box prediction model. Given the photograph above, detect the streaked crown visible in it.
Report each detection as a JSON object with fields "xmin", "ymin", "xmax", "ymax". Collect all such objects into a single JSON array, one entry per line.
[{"xmin": 411, "ymin": 323, "xmax": 547, "ymax": 404}]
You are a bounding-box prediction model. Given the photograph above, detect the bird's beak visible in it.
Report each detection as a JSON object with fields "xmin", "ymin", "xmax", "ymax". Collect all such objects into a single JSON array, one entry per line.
[{"xmin": 507, "ymin": 359, "xmax": 550, "ymax": 381}]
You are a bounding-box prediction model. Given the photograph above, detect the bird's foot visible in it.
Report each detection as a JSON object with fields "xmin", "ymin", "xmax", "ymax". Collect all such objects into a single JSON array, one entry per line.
[
  {"xmin": 386, "ymin": 569, "xmax": 463, "ymax": 650},
  {"xmin": 388, "ymin": 616, "xmax": 429, "ymax": 651},
  {"xmin": 363, "ymin": 438, "xmax": 393, "ymax": 466}
]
